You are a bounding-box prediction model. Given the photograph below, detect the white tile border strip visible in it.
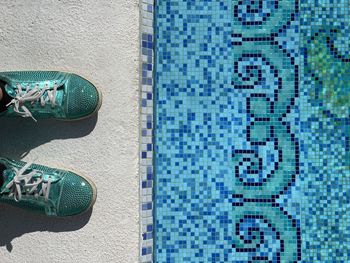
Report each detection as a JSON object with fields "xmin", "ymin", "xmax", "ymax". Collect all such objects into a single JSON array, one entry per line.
[{"xmin": 139, "ymin": 0, "xmax": 154, "ymax": 262}]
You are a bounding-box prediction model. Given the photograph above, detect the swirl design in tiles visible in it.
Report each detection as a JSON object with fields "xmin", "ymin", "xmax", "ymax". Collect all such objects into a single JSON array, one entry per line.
[
  {"xmin": 232, "ymin": 43, "xmax": 297, "ymax": 198},
  {"xmin": 233, "ymin": 0, "xmax": 295, "ymax": 37},
  {"xmin": 234, "ymin": 0, "xmax": 279, "ymax": 26},
  {"xmin": 231, "ymin": 204, "xmax": 299, "ymax": 262},
  {"xmin": 233, "ymin": 53, "xmax": 281, "ymax": 94},
  {"xmin": 231, "ymin": 0, "xmax": 300, "ymax": 261}
]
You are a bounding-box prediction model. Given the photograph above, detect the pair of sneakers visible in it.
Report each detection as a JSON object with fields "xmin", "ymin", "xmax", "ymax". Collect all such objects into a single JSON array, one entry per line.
[{"xmin": 0, "ymin": 71, "xmax": 101, "ymax": 217}]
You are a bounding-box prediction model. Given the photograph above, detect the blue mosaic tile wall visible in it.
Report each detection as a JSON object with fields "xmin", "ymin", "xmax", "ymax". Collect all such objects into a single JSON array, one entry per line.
[
  {"xmin": 299, "ymin": 0, "xmax": 350, "ymax": 261},
  {"xmin": 153, "ymin": 0, "xmax": 350, "ymax": 262}
]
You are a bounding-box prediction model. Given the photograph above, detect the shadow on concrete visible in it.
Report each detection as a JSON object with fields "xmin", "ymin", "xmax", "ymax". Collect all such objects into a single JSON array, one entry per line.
[
  {"xmin": 0, "ymin": 203, "xmax": 93, "ymax": 251},
  {"xmin": 0, "ymin": 115, "xmax": 98, "ymax": 251},
  {"xmin": 0, "ymin": 115, "xmax": 98, "ymax": 159}
]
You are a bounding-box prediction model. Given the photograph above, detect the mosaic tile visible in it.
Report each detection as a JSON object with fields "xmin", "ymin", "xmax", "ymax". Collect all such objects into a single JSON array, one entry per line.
[
  {"xmin": 148, "ymin": 0, "xmax": 350, "ymax": 262},
  {"xmin": 140, "ymin": 0, "xmax": 155, "ymax": 262},
  {"xmin": 299, "ymin": 1, "xmax": 350, "ymax": 261}
]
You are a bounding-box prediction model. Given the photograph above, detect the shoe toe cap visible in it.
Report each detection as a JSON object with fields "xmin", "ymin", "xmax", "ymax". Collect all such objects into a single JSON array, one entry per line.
[
  {"xmin": 57, "ymin": 172, "xmax": 96, "ymax": 217},
  {"xmin": 66, "ymin": 74, "xmax": 101, "ymax": 119}
]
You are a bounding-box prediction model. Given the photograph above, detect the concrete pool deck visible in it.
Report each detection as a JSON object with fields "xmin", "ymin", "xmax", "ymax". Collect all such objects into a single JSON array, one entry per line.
[{"xmin": 0, "ymin": 0, "xmax": 139, "ymax": 262}]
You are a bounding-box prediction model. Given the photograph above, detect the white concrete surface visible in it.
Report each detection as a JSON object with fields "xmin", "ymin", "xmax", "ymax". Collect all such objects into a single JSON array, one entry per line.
[{"xmin": 0, "ymin": 0, "xmax": 139, "ymax": 262}]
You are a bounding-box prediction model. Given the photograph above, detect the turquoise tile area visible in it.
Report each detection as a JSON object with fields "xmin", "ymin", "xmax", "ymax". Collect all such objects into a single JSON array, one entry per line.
[
  {"xmin": 299, "ymin": 1, "xmax": 350, "ymax": 261},
  {"xmin": 153, "ymin": 0, "xmax": 349, "ymax": 262}
]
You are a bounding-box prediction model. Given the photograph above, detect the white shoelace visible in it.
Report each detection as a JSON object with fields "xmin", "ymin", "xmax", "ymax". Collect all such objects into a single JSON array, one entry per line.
[
  {"xmin": 1, "ymin": 162, "xmax": 52, "ymax": 202},
  {"xmin": 6, "ymin": 83, "xmax": 58, "ymax": 122}
]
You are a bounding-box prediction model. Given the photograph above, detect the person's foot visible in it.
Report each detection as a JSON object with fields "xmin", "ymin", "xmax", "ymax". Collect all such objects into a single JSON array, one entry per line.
[
  {"xmin": 0, "ymin": 158, "xmax": 97, "ymax": 217},
  {"xmin": 0, "ymin": 71, "xmax": 102, "ymax": 121}
]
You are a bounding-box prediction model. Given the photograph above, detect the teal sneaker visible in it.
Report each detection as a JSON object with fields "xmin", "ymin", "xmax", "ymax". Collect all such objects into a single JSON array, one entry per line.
[
  {"xmin": 0, "ymin": 158, "xmax": 97, "ymax": 217},
  {"xmin": 0, "ymin": 71, "xmax": 102, "ymax": 121}
]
